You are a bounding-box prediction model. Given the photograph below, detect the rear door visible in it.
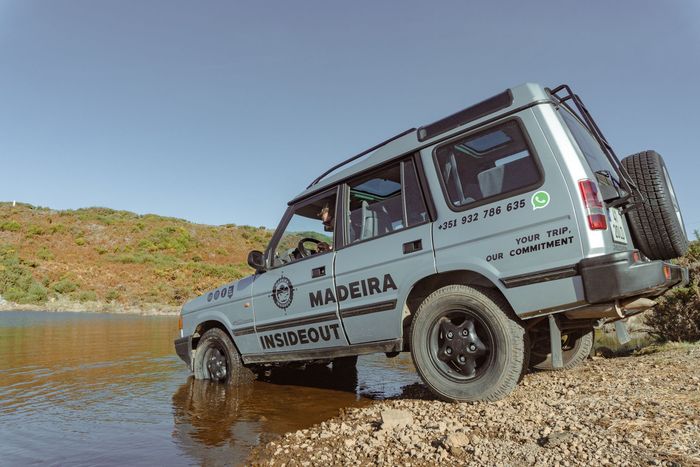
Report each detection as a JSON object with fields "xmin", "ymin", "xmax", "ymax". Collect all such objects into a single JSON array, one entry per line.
[{"xmin": 333, "ymin": 156, "xmax": 435, "ymax": 344}]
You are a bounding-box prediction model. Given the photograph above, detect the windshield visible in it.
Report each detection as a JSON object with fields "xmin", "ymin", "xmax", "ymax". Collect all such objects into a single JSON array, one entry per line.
[{"xmin": 558, "ymin": 107, "xmax": 622, "ymax": 200}]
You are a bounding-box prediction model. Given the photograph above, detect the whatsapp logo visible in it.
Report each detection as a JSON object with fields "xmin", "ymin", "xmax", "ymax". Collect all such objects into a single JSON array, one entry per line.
[{"xmin": 531, "ymin": 191, "xmax": 550, "ymax": 210}]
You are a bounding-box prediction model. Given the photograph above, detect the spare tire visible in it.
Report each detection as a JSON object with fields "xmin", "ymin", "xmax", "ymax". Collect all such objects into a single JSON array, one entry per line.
[{"xmin": 621, "ymin": 150, "xmax": 688, "ymax": 260}]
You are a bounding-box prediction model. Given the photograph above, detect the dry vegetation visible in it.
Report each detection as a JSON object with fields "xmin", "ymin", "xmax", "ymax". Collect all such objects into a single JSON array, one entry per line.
[{"xmin": 0, "ymin": 202, "xmax": 271, "ymax": 308}]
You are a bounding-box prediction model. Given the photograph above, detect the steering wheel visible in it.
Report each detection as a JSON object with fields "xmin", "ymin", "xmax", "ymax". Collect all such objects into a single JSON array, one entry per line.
[{"xmin": 297, "ymin": 237, "xmax": 321, "ymax": 257}]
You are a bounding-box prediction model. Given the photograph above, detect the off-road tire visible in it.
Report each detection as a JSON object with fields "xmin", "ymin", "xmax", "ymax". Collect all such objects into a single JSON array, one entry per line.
[
  {"xmin": 529, "ymin": 328, "xmax": 593, "ymax": 371},
  {"xmin": 193, "ymin": 328, "xmax": 254, "ymax": 383},
  {"xmin": 410, "ymin": 285, "xmax": 526, "ymax": 402},
  {"xmin": 621, "ymin": 150, "xmax": 688, "ymax": 260}
]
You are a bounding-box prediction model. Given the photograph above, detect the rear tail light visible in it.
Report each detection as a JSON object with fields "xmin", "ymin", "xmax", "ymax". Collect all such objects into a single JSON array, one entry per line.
[
  {"xmin": 578, "ymin": 179, "xmax": 607, "ymax": 230},
  {"xmin": 663, "ymin": 265, "xmax": 671, "ymax": 281}
]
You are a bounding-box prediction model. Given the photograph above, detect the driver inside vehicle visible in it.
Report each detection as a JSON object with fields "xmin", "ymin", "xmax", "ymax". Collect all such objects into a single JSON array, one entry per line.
[{"xmin": 317, "ymin": 204, "xmax": 333, "ymax": 253}]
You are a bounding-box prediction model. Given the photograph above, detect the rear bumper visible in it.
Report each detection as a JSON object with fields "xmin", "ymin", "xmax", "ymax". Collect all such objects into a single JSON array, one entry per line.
[
  {"xmin": 174, "ymin": 336, "xmax": 192, "ymax": 370},
  {"xmin": 580, "ymin": 250, "xmax": 689, "ymax": 304}
]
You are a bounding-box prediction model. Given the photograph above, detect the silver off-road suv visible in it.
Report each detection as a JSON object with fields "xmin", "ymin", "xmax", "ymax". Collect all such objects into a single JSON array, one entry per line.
[{"xmin": 175, "ymin": 83, "xmax": 689, "ymax": 402}]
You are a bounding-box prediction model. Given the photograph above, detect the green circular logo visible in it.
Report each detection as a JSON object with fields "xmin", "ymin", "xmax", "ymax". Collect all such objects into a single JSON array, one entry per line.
[{"xmin": 531, "ymin": 191, "xmax": 550, "ymax": 210}]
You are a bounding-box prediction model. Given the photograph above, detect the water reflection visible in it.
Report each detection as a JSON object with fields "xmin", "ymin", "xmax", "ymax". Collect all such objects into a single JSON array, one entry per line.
[{"xmin": 1, "ymin": 311, "xmax": 423, "ymax": 466}]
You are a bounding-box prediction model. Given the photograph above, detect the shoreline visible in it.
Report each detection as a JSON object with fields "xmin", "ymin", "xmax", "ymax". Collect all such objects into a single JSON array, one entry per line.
[
  {"xmin": 248, "ymin": 343, "xmax": 700, "ymax": 466},
  {"xmin": 0, "ymin": 299, "xmax": 180, "ymax": 316}
]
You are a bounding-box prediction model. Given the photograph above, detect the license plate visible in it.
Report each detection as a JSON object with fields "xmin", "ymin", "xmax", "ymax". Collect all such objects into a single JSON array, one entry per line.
[{"xmin": 609, "ymin": 207, "xmax": 628, "ymax": 244}]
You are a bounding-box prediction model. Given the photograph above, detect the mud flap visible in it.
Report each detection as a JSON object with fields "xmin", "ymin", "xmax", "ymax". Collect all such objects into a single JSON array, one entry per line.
[
  {"xmin": 548, "ymin": 314, "xmax": 563, "ymax": 369},
  {"xmin": 614, "ymin": 320, "xmax": 631, "ymax": 345}
]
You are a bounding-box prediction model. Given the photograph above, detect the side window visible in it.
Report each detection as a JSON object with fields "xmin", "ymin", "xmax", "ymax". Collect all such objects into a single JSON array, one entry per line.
[
  {"xmin": 346, "ymin": 158, "xmax": 428, "ymax": 243},
  {"xmin": 434, "ymin": 120, "xmax": 541, "ymax": 209},
  {"xmin": 271, "ymin": 192, "xmax": 336, "ymax": 267}
]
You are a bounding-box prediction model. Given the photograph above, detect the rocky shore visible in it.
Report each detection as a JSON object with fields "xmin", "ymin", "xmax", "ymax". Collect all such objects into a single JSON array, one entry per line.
[
  {"xmin": 250, "ymin": 343, "xmax": 700, "ymax": 466},
  {"xmin": 0, "ymin": 296, "xmax": 178, "ymax": 315}
]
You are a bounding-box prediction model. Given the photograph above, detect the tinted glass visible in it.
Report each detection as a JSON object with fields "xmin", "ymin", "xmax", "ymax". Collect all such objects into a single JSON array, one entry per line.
[
  {"xmin": 347, "ymin": 164, "xmax": 403, "ymax": 243},
  {"xmin": 272, "ymin": 193, "xmax": 335, "ymax": 267},
  {"xmin": 558, "ymin": 108, "xmax": 619, "ymax": 185},
  {"xmin": 434, "ymin": 120, "xmax": 540, "ymax": 208},
  {"xmin": 345, "ymin": 158, "xmax": 428, "ymax": 243}
]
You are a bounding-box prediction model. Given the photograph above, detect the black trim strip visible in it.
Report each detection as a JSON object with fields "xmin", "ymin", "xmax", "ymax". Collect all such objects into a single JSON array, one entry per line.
[
  {"xmin": 232, "ymin": 326, "xmax": 256, "ymax": 336},
  {"xmin": 417, "ymin": 90, "xmax": 513, "ymax": 142},
  {"xmin": 501, "ymin": 265, "xmax": 578, "ymax": 288},
  {"xmin": 255, "ymin": 311, "xmax": 338, "ymax": 333},
  {"xmin": 412, "ymin": 152, "xmax": 437, "ymax": 222},
  {"xmin": 242, "ymin": 338, "xmax": 402, "ymax": 364},
  {"xmin": 340, "ymin": 300, "xmax": 397, "ymax": 319}
]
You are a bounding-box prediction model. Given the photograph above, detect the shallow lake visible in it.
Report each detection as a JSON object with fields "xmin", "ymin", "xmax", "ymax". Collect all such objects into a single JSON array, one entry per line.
[{"xmin": 0, "ymin": 311, "xmax": 421, "ymax": 465}]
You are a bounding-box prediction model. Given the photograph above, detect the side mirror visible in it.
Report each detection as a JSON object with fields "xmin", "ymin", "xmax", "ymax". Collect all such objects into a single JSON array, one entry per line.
[{"xmin": 247, "ymin": 250, "xmax": 266, "ymax": 273}]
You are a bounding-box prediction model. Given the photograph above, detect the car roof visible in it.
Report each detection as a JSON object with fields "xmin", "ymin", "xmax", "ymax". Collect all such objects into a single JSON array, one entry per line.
[{"xmin": 289, "ymin": 82, "xmax": 551, "ymax": 205}]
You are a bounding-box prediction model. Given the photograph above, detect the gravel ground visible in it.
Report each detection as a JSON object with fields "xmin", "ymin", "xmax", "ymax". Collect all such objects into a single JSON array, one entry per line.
[{"xmin": 249, "ymin": 343, "xmax": 700, "ymax": 466}]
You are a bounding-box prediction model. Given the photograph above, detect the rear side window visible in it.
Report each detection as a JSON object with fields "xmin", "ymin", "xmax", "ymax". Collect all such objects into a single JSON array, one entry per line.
[
  {"xmin": 558, "ymin": 108, "xmax": 620, "ymax": 186},
  {"xmin": 345, "ymin": 158, "xmax": 428, "ymax": 243},
  {"xmin": 434, "ymin": 120, "xmax": 541, "ymax": 209}
]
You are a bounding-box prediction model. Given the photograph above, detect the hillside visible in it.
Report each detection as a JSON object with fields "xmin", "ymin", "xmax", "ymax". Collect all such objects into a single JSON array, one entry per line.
[{"xmin": 0, "ymin": 202, "xmax": 271, "ymax": 310}]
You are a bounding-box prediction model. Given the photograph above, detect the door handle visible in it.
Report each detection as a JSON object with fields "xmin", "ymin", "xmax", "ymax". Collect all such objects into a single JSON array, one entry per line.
[
  {"xmin": 402, "ymin": 239, "xmax": 422, "ymax": 254},
  {"xmin": 312, "ymin": 266, "xmax": 326, "ymax": 278}
]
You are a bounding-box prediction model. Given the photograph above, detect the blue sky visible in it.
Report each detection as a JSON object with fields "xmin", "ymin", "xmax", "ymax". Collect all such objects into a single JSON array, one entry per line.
[{"xmin": 1, "ymin": 1, "xmax": 698, "ymax": 235}]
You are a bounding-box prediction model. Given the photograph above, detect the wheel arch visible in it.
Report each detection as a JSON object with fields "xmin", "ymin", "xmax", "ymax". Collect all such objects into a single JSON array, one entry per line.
[
  {"xmin": 400, "ymin": 269, "xmax": 512, "ymax": 349},
  {"xmin": 192, "ymin": 319, "xmax": 238, "ymax": 353}
]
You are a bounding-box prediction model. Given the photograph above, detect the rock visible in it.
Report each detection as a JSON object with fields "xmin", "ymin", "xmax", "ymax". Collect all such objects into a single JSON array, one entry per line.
[
  {"xmin": 541, "ymin": 431, "xmax": 574, "ymax": 448},
  {"xmin": 344, "ymin": 438, "xmax": 356, "ymax": 448},
  {"xmin": 439, "ymin": 432, "xmax": 471, "ymax": 455},
  {"xmin": 380, "ymin": 409, "xmax": 413, "ymax": 431}
]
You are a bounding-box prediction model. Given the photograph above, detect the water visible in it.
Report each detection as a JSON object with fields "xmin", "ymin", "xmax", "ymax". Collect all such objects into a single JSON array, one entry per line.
[{"xmin": 0, "ymin": 311, "xmax": 421, "ymax": 466}]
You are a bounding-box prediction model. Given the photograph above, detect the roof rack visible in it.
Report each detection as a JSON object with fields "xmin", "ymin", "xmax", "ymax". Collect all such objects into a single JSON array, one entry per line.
[{"xmin": 306, "ymin": 127, "xmax": 416, "ymax": 189}]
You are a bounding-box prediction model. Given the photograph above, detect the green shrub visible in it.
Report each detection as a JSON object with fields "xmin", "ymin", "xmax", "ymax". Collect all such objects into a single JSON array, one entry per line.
[
  {"xmin": 0, "ymin": 245, "xmax": 48, "ymax": 304},
  {"xmin": 75, "ymin": 237, "xmax": 86, "ymax": 246},
  {"xmin": 138, "ymin": 226, "xmax": 197, "ymax": 253},
  {"xmin": 52, "ymin": 278, "xmax": 79, "ymax": 294},
  {"xmin": 76, "ymin": 290, "xmax": 97, "ymax": 302},
  {"xmin": 26, "ymin": 224, "xmax": 46, "ymax": 236},
  {"xmin": 48, "ymin": 224, "xmax": 66, "ymax": 234},
  {"xmin": 0, "ymin": 221, "xmax": 21, "ymax": 232},
  {"xmin": 37, "ymin": 247, "xmax": 54, "ymax": 261},
  {"xmin": 106, "ymin": 289, "xmax": 120, "ymax": 302},
  {"xmin": 646, "ymin": 234, "xmax": 700, "ymax": 342}
]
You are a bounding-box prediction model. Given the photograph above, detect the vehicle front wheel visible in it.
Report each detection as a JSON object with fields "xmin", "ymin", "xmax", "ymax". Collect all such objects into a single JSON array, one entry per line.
[
  {"xmin": 193, "ymin": 328, "xmax": 254, "ymax": 383},
  {"xmin": 410, "ymin": 285, "xmax": 526, "ymax": 402}
]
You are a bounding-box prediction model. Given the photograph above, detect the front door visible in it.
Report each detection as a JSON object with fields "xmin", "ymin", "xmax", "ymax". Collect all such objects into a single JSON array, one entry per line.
[
  {"xmin": 251, "ymin": 189, "xmax": 348, "ymax": 353},
  {"xmin": 334, "ymin": 157, "xmax": 435, "ymax": 344}
]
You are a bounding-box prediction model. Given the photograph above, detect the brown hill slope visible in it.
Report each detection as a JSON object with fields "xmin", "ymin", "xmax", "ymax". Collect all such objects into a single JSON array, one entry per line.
[{"xmin": 0, "ymin": 202, "xmax": 271, "ymax": 308}]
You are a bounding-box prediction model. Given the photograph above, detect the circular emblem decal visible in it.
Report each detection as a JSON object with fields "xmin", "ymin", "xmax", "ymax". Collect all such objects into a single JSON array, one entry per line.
[
  {"xmin": 531, "ymin": 190, "xmax": 551, "ymax": 210},
  {"xmin": 271, "ymin": 276, "xmax": 294, "ymax": 310}
]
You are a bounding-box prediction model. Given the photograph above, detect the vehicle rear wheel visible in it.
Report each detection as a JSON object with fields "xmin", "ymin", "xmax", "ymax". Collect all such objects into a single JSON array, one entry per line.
[
  {"xmin": 621, "ymin": 150, "xmax": 688, "ymax": 260},
  {"xmin": 410, "ymin": 285, "xmax": 526, "ymax": 402},
  {"xmin": 529, "ymin": 328, "xmax": 593, "ymax": 371},
  {"xmin": 193, "ymin": 328, "xmax": 254, "ymax": 383}
]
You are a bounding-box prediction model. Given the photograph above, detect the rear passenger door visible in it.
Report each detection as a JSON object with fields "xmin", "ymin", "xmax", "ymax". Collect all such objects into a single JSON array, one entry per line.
[{"xmin": 333, "ymin": 156, "xmax": 435, "ymax": 344}]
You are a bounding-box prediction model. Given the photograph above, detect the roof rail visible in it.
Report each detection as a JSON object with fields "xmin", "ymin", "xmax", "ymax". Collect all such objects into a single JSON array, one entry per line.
[{"xmin": 306, "ymin": 128, "xmax": 416, "ymax": 189}]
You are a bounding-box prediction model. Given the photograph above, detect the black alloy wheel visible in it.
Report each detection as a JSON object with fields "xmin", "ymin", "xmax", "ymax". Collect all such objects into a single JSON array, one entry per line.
[{"xmin": 430, "ymin": 310, "xmax": 494, "ymax": 381}]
